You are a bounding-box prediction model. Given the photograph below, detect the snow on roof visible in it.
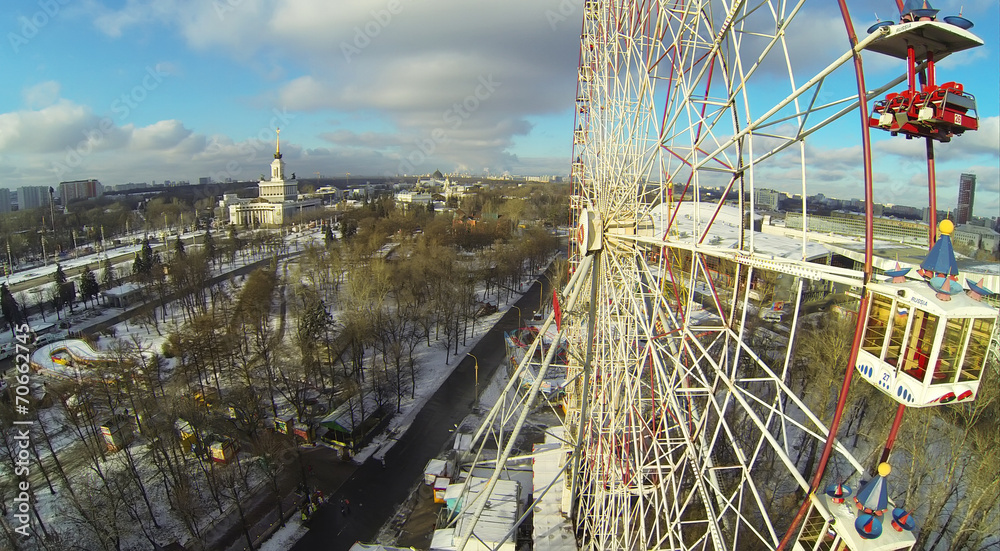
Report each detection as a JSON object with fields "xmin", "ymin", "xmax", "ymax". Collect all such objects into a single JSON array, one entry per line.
[
  {"xmin": 453, "ymin": 433, "xmax": 473, "ymax": 452},
  {"xmin": 651, "ymin": 203, "xmax": 830, "ymax": 261},
  {"xmin": 6, "ymin": 240, "xmax": 151, "ymax": 287},
  {"xmin": 444, "ymin": 483, "xmax": 464, "ymax": 501},
  {"xmin": 434, "ymin": 477, "xmax": 520, "ymax": 550},
  {"xmin": 430, "ymin": 527, "xmax": 456, "ymax": 550},
  {"xmin": 533, "ymin": 427, "xmax": 576, "ymax": 550},
  {"xmin": 955, "ymin": 224, "xmax": 1000, "ymax": 236},
  {"xmin": 963, "ymin": 261, "xmax": 1000, "ymax": 275},
  {"xmin": 869, "ymin": 280, "xmax": 996, "ymax": 318},
  {"xmin": 319, "ymin": 393, "xmax": 383, "ymax": 433},
  {"xmin": 826, "ymin": 241, "xmax": 1000, "ymax": 292},
  {"xmin": 102, "ymin": 282, "xmax": 144, "ymax": 297},
  {"xmin": 425, "ymin": 458, "xmax": 449, "ymax": 478}
]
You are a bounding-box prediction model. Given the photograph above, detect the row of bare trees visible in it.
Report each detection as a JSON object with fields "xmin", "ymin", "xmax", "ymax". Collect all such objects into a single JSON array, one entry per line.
[
  {"xmin": 0, "ymin": 330, "xmax": 308, "ymax": 551},
  {"xmin": 1, "ymin": 187, "xmax": 566, "ymax": 548}
]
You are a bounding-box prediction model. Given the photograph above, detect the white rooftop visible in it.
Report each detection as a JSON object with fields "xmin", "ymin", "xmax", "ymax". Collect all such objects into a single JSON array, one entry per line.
[
  {"xmin": 431, "ymin": 477, "xmax": 520, "ymax": 551},
  {"xmin": 651, "ymin": 203, "xmax": 831, "ymax": 261},
  {"xmin": 533, "ymin": 427, "xmax": 576, "ymax": 551}
]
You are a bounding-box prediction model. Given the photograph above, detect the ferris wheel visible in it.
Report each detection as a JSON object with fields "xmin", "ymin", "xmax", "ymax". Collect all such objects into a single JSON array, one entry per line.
[
  {"xmin": 565, "ymin": 2, "xmax": 878, "ymax": 547},
  {"xmin": 445, "ymin": 2, "xmax": 995, "ymax": 551}
]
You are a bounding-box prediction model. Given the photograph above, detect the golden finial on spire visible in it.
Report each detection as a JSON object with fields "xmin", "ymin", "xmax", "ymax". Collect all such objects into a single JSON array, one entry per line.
[{"xmin": 275, "ymin": 127, "xmax": 282, "ymax": 159}]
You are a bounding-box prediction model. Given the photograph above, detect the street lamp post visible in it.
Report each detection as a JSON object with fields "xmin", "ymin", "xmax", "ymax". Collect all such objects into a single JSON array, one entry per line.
[
  {"xmin": 467, "ymin": 352, "xmax": 479, "ymax": 408},
  {"xmin": 511, "ymin": 305, "xmax": 521, "ymax": 329}
]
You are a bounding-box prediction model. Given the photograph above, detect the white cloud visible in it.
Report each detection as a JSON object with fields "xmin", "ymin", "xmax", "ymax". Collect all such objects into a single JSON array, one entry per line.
[
  {"xmin": 153, "ymin": 61, "xmax": 183, "ymax": 77},
  {"xmin": 90, "ymin": 0, "xmax": 184, "ymax": 38},
  {"xmin": 129, "ymin": 120, "xmax": 193, "ymax": 151},
  {"xmin": 7, "ymin": 0, "xmax": 991, "ymax": 188},
  {"xmin": 320, "ymin": 129, "xmax": 408, "ymax": 148},
  {"xmin": 22, "ymin": 81, "xmax": 62, "ymax": 110},
  {"xmin": 84, "ymin": 0, "xmax": 580, "ymax": 174},
  {"xmin": 0, "ymin": 100, "xmax": 106, "ymax": 153},
  {"xmin": 274, "ymin": 75, "xmax": 330, "ymax": 112}
]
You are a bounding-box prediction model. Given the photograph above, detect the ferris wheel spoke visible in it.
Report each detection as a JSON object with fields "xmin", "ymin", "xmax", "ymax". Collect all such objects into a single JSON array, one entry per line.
[{"xmin": 544, "ymin": 1, "xmax": 959, "ymax": 549}]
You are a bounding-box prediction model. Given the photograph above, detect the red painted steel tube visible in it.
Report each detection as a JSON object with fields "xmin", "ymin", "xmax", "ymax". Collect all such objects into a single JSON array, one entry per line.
[
  {"xmin": 926, "ymin": 50, "xmax": 936, "ymax": 88},
  {"xmin": 879, "ymin": 403, "xmax": 907, "ymax": 464},
  {"xmin": 776, "ymin": 1, "xmax": 877, "ymax": 546},
  {"xmin": 907, "ymin": 45, "xmax": 916, "ymax": 93},
  {"xmin": 698, "ymin": 175, "xmax": 739, "ymax": 245},
  {"xmin": 927, "ymin": 138, "xmax": 938, "ymax": 245}
]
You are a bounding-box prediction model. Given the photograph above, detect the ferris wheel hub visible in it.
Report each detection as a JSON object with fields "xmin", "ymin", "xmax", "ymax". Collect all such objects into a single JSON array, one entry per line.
[{"xmin": 576, "ymin": 208, "xmax": 603, "ymax": 255}]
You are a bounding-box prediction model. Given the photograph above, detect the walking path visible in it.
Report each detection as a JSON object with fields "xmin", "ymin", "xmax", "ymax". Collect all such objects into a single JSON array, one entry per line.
[{"xmin": 290, "ymin": 274, "xmax": 547, "ymax": 550}]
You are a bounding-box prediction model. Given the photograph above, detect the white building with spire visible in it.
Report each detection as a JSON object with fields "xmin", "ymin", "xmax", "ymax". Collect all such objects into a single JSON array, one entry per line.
[{"xmin": 227, "ymin": 129, "xmax": 321, "ymax": 226}]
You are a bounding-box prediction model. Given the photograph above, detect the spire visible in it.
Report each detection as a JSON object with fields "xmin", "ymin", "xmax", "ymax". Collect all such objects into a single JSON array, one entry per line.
[
  {"xmin": 855, "ymin": 462, "xmax": 892, "ymax": 515},
  {"xmin": 275, "ymin": 127, "xmax": 282, "ymax": 159},
  {"xmin": 901, "ymin": 0, "xmax": 939, "ymax": 20},
  {"xmin": 919, "ymin": 220, "xmax": 959, "ymax": 278}
]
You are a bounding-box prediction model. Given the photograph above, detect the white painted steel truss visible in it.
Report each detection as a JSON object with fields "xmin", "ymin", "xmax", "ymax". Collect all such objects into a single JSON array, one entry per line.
[{"xmin": 453, "ymin": 2, "xmax": 928, "ymax": 550}]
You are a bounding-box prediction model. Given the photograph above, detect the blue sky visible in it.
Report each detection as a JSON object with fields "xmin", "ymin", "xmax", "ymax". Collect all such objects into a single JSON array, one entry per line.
[{"xmin": 0, "ymin": 0, "xmax": 996, "ymax": 216}]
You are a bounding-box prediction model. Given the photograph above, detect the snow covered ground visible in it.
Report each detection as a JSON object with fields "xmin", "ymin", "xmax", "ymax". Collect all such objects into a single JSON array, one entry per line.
[
  {"xmin": 259, "ymin": 518, "xmax": 308, "ymax": 551},
  {"xmin": 325, "ymin": 272, "xmax": 545, "ymax": 466},
  {"xmin": 2, "ymin": 225, "xmax": 553, "ymax": 550}
]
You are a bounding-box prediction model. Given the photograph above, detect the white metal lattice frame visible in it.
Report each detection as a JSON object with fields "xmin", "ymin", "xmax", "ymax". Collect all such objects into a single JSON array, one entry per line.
[
  {"xmin": 565, "ymin": 2, "xmax": 880, "ymax": 549},
  {"xmin": 455, "ymin": 2, "xmax": 918, "ymax": 550}
]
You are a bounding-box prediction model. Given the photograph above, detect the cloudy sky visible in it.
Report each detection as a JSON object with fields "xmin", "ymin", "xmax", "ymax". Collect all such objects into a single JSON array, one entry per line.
[{"xmin": 0, "ymin": 0, "xmax": 997, "ymax": 216}]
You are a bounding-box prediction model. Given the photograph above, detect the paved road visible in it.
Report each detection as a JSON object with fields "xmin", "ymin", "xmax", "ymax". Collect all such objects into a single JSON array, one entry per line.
[
  {"xmin": 292, "ymin": 276, "xmax": 548, "ymax": 550},
  {"xmin": 200, "ymin": 445, "xmax": 354, "ymax": 551}
]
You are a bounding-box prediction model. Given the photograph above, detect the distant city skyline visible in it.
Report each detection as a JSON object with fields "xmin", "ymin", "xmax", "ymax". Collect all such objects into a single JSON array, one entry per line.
[{"xmin": 1, "ymin": 1, "xmax": 997, "ymax": 218}]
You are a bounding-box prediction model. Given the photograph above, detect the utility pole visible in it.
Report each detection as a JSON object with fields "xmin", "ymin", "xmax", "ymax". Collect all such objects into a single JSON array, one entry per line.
[{"xmin": 48, "ymin": 187, "xmax": 57, "ymax": 232}]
